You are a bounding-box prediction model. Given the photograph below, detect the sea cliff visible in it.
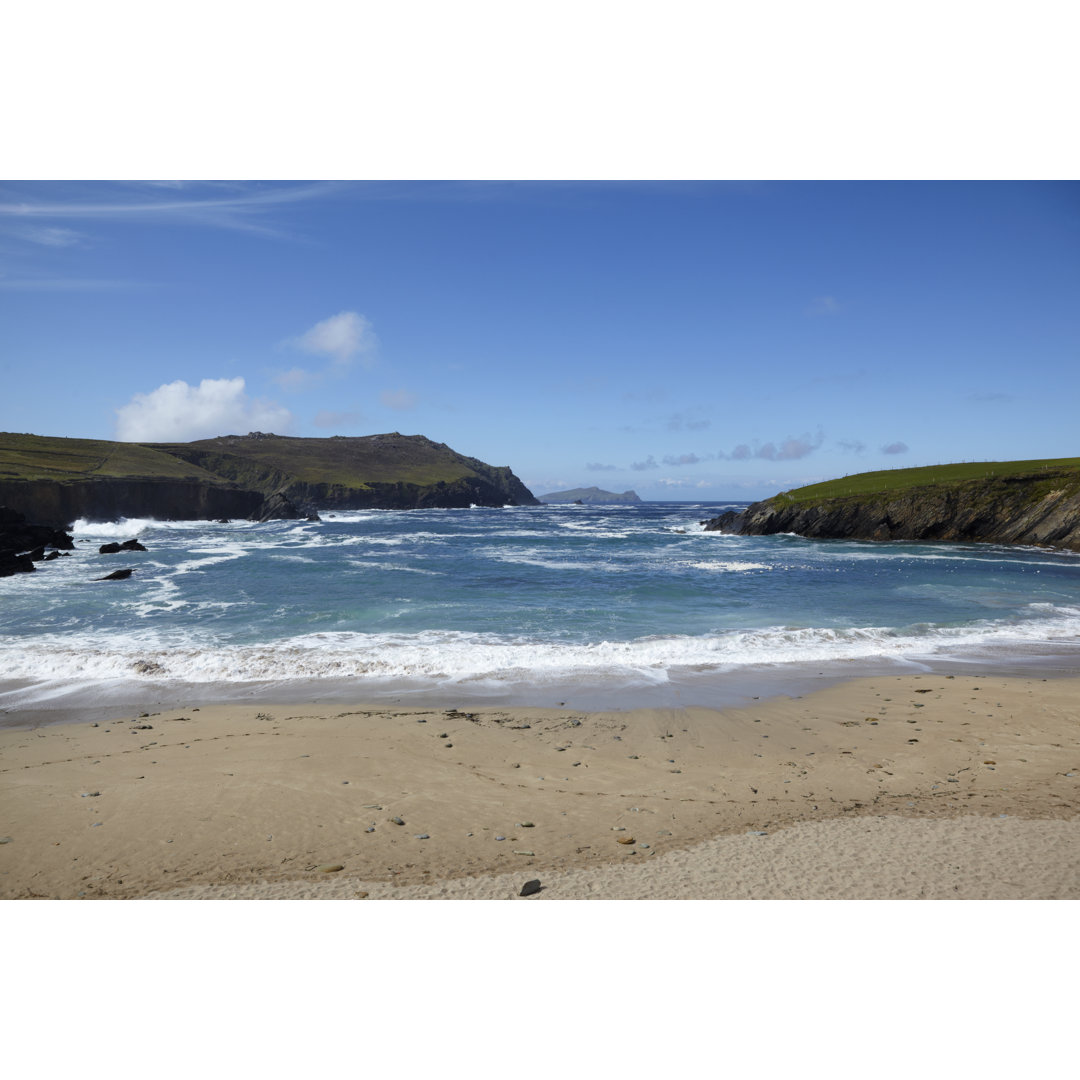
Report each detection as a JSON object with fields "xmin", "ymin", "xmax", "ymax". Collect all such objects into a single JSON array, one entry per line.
[
  {"xmin": 0, "ymin": 431, "xmax": 538, "ymax": 527},
  {"xmin": 704, "ymin": 459, "xmax": 1080, "ymax": 552}
]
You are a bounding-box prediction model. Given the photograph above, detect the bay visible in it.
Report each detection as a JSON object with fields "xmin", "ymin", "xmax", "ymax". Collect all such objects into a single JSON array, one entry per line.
[{"xmin": 2, "ymin": 501, "xmax": 1079, "ymax": 721}]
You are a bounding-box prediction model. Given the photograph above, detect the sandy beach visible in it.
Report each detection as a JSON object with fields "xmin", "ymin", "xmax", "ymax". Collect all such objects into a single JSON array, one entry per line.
[{"xmin": 1, "ymin": 673, "xmax": 1077, "ymax": 900}]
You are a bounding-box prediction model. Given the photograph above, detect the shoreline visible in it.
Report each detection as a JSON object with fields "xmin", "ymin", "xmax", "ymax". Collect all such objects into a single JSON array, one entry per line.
[
  {"xmin": 4, "ymin": 646, "xmax": 1080, "ymax": 732},
  {"xmin": 2, "ymin": 671, "xmax": 1077, "ymax": 899}
]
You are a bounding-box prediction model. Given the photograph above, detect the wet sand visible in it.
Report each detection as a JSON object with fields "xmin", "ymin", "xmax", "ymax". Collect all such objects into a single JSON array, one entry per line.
[{"xmin": 1, "ymin": 673, "xmax": 1077, "ymax": 899}]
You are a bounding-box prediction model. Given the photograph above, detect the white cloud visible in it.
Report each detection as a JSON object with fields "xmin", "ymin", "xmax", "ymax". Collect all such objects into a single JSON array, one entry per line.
[
  {"xmin": 380, "ymin": 388, "xmax": 417, "ymax": 410},
  {"xmin": 294, "ymin": 311, "xmax": 376, "ymax": 367},
  {"xmin": 115, "ymin": 377, "xmax": 293, "ymax": 442}
]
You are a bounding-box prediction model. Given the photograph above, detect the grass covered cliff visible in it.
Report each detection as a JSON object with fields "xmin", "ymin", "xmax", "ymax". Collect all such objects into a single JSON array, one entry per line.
[
  {"xmin": 0, "ymin": 431, "xmax": 538, "ymax": 525},
  {"xmin": 705, "ymin": 458, "xmax": 1080, "ymax": 552}
]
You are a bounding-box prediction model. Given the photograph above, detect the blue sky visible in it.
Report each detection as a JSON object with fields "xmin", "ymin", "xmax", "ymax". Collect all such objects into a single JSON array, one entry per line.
[{"xmin": 1, "ymin": 180, "xmax": 1077, "ymax": 500}]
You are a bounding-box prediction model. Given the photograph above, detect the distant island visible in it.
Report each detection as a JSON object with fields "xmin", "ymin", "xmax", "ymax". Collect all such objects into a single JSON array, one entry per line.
[
  {"xmin": 0, "ymin": 431, "xmax": 538, "ymax": 527},
  {"xmin": 537, "ymin": 486, "xmax": 642, "ymax": 505},
  {"xmin": 704, "ymin": 457, "xmax": 1080, "ymax": 551}
]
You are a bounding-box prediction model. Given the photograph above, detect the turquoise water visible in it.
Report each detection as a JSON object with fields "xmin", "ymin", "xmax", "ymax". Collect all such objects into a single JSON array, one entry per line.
[{"xmin": 2, "ymin": 502, "xmax": 1079, "ymax": 719}]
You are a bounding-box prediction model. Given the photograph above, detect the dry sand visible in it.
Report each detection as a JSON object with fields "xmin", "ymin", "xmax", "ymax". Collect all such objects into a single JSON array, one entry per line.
[{"xmin": 1, "ymin": 673, "xmax": 1077, "ymax": 899}]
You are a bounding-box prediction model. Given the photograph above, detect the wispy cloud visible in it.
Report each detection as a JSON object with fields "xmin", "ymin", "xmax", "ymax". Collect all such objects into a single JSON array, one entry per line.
[
  {"xmin": 586, "ymin": 462, "xmax": 617, "ymax": 471},
  {"xmin": 8, "ymin": 224, "xmax": 86, "ymax": 247},
  {"xmin": 804, "ymin": 295, "xmax": 841, "ymax": 316},
  {"xmin": 0, "ymin": 181, "xmax": 346, "ymax": 236},
  {"xmin": 273, "ymin": 367, "xmax": 321, "ymax": 391},
  {"xmin": 631, "ymin": 455, "xmax": 659, "ymax": 471},
  {"xmin": 655, "ymin": 477, "xmax": 714, "ymax": 489},
  {"xmin": 837, "ymin": 439, "xmax": 866, "ymax": 453},
  {"xmin": 719, "ymin": 429, "xmax": 825, "ymax": 461},
  {"xmin": 621, "ymin": 388, "xmax": 668, "ymax": 403},
  {"xmin": 0, "ymin": 276, "xmax": 154, "ymax": 291},
  {"xmin": 380, "ymin": 388, "xmax": 418, "ymax": 410},
  {"xmin": 115, "ymin": 377, "xmax": 292, "ymax": 442},
  {"xmin": 662, "ymin": 452, "xmax": 706, "ymax": 466},
  {"xmin": 666, "ymin": 411, "xmax": 711, "ymax": 432},
  {"xmin": 881, "ymin": 441, "xmax": 909, "ymax": 455}
]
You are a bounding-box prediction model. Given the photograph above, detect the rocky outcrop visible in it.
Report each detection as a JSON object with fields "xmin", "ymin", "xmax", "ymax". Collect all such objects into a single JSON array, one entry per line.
[
  {"xmin": 99, "ymin": 539, "xmax": 147, "ymax": 554},
  {"xmin": 704, "ymin": 475, "xmax": 1080, "ymax": 552},
  {"xmin": 252, "ymin": 492, "xmax": 305, "ymax": 522},
  {"xmin": 0, "ymin": 507, "xmax": 75, "ymax": 577}
]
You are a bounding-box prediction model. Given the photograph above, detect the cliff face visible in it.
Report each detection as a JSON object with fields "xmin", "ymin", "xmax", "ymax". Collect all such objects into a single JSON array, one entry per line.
[
  {"xmin": 0, "ymin": 431, "xmax": 539, "ymax": 526},
  {"xmin": 0, "ymin": 478, "xmax": 265, "ymax": 528},
  {"xmin": 705, "ymin": 474, "xmax": 1080, "ymax": 552}
]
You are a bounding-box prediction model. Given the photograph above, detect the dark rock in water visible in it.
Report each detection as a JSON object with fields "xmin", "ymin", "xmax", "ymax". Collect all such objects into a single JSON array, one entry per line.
[
  {"xmin": 306, "ymin": 513, "xmax": 322, "ymax": 522},
  {"xmin": 519, "ymin": 879, "xmax": 542, "ymax": 897},
  {"xmin": 252, "ymin": 491, "xmax": 305, "ymax": 522},
  {"xmin": 1, "ymin": 506, "xmax": 75, "ymax": 576},
  {"xmin": 43, "ymin": 550, "xmax": 61, "ymax": 561},
  {"xmin": 0, "ymin": 552, "xmax": 35, "ymax": 577},
  {"xmin": 100, "ymin": 539, "xmax": 146, "ymax": 553},
  {"xmin": 95, "ymin": 568, "xmax": 135, "ymax": 581},
  {"xmin": 217, "ymin": 519, "xmax": 231, "ymax": 524},
  {"xmin": 701, "ymin": 509, "xmax": 744, "ymax": 534}
]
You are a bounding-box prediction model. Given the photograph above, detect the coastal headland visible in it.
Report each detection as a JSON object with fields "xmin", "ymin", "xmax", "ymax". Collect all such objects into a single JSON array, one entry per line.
[
  {"xmin": 0, "ymin": 430, "xmax": 538, "ymax": 526},
  {"xmin": 705, "ymin": 457, "xmax": 1080, "ymax": 551},
  {"xmin": 2, "ymin": 673, "xmax": 1077, "ymax": 899}
]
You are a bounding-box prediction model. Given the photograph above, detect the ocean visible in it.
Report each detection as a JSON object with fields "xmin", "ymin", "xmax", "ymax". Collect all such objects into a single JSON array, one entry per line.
[{"xmin": 3, "ymin": 501, "xmax": 1080, "ymax": 723}]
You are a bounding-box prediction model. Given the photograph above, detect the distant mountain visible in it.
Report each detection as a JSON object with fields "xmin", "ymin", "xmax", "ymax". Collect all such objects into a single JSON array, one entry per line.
[
  {"xmin": 538, "ymin": 486, "xmax": 641, "ymax": 505},
  {"xmin": 0, "ymin": 431, "xmax": 539, "ymax": 526}
]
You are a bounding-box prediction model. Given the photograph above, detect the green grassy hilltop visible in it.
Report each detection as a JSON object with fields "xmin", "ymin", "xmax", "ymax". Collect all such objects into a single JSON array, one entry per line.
[
  {"xmin": 0, "ymin": 430, "xmax": 538, "ymax": 524},
  {"xmin": 776, "ymin": 457, "xmax": 1080, "ymax": 506},
  {"xmin": 0, "ymin": 432, "xmax": 221, "ymax": 482}
]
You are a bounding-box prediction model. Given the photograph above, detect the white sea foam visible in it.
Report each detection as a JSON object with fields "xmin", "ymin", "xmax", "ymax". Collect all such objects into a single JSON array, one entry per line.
[
  {"xmin": 171, "ymin": 546, "xmax": 249, "ymax": 573},
  {"xmin": 686, "ymin": 561, "xmax": 771, "ymax": 572},
  {"xmin": 70, "ymin": 517, "xmax": 249, "ymax": 537},
  {"xmin": 71, "ymin": 517, "xmax": 163, "ymax": 538},
  {"xmin": 4, "ymin": 605, "xmax": 1079, "ymax": 692}
]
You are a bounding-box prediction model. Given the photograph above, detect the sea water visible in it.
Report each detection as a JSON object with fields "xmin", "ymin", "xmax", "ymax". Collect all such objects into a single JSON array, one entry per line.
[{"xmin": 2, "ymin": 502, "xmax": 1079, "ymax": 721}]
